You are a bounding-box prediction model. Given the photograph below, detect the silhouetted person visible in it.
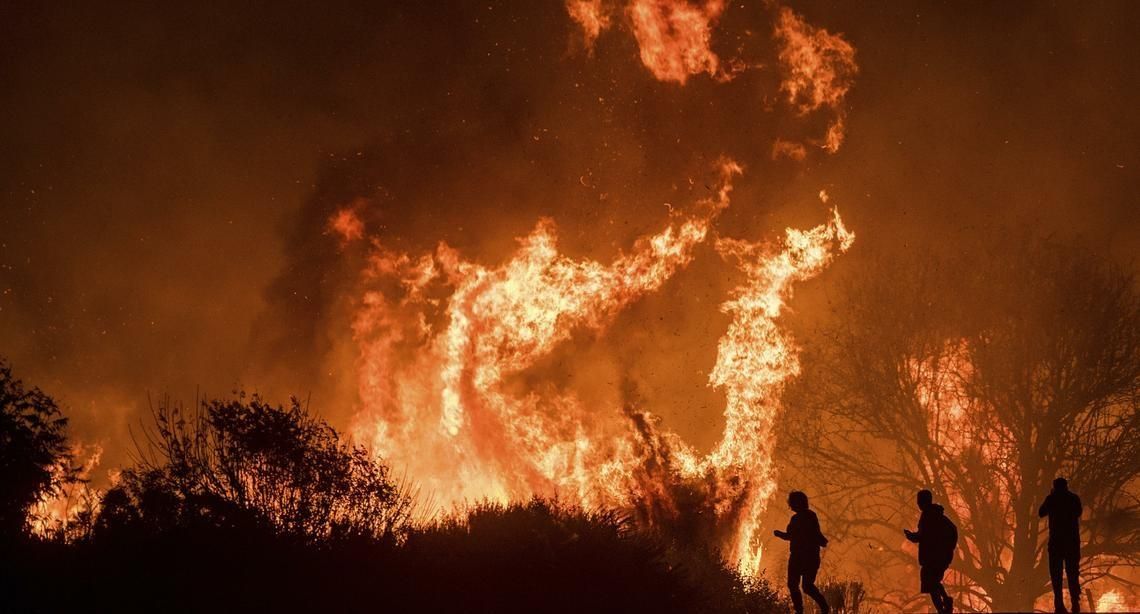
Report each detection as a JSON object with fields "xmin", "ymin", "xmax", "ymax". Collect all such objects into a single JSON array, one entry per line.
[
  {"xmin": 904, "ymin": 489, "xmax": 957, "ymax": 614},
  {"xmin": 774, "ymin": 491, "xmax": 830, "ymax": 614},
  {"xmin": 1039, "ymin": 477, "xmax": 1083, "ymax": 613}
]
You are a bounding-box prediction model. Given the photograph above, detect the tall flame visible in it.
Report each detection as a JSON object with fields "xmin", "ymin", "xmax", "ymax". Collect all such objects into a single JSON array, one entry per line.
[
  {"xmin": 707, "ymin": 204, "xmax": 854, "ymax": 572},
  {"xmin": 347, "ymin": 163, "xmax": 852, "ymax": 573}
]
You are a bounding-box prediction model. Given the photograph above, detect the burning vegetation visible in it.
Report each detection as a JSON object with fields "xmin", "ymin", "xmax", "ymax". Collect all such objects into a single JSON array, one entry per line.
[
  {"xmin": 347, "ymin": 160, "xmax": 852, "ymax": 575},
  {"xmin": 3, "ymin": 1, "xmax": 1140, "ymax": 612}
]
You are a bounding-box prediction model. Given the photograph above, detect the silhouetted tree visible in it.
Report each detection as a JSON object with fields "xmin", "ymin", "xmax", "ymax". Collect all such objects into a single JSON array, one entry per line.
[
  {"xmin": 99, "ymin": 393, "xmax": 413, "ymax": 543},
  {"xmin": 781, "ymin": 232, "xmax": 1140, "ymax": 612},
  {"xmin": 0, "ymin": 359, "xmax": 74, "ymax": 540}
]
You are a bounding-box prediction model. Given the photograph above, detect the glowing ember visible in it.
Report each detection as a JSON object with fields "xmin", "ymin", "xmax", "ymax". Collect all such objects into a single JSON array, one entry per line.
[{"xmin": 348, "ymin": 161, "xmax": 853, "ymax": 573}]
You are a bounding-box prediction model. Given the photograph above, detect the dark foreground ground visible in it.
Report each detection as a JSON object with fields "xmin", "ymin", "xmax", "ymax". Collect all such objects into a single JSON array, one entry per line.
[{"xmin": 3, "ymin": 499, "xmax": 809, "ymax": 614}]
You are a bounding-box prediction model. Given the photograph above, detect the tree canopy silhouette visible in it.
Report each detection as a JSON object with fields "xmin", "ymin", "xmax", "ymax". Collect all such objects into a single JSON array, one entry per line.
[
  {"xmin": 0, "ymin": 359, "xmax": 74, "ymax": 540},
  {"xmin": 781, "ymin": 231, "xmax": 1140, "ymax": 611}
]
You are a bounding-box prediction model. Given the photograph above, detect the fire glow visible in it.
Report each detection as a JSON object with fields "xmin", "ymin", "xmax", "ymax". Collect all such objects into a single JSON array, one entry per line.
[
  {"xmin": 21, "ymin": 2, "xmax": 865, "ymax": 575},
  {"xmin": 345, "ymin": 166, "xmax": 852, "ymax": 573},
  {"xmin": 333, "ymin": 0, "xmax": 862, "ymax": 576}
]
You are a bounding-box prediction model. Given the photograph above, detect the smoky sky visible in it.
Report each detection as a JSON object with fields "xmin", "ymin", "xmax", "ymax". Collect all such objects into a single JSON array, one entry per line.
[{"xmin": 2, "ymin": 1, "xmax": 1139, "ymax": 476}]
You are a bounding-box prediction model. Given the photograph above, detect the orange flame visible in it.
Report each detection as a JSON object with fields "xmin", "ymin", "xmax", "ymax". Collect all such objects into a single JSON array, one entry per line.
[
  {"xmin": 566, "ymin": 0, "xmax": 612, "ymax": 51},
  {"xmin": 708, "ymin": 203, "xmax": 854, "ymax": 572},
  {"xmin": 772, "ymin": 139, "xmax": 809, "ymax": 161},
  {"xmin": 29, "ymin": 443, "xmax": 104, "ymax": 538},
  {"xmin": 626, "ymin": 0, "xmax": 726, "ymax": 84},
  {"xmin": 1097, "ymin": 589, "xmax": 1135, "ymax": 613},
  {"xmin": 329, "ymin": 207, "xmax": 365, "ymax": 244},
  {"xmin": 347, "ymin": 161, "xmax": 853, "ymax": 574},
  {"xmin": 774, "ymin": 6, "xmax": 858, "ymax": 152},
  {"xmin": 568, "ymin": 3, "xmax": 858, "ymax": 158}
]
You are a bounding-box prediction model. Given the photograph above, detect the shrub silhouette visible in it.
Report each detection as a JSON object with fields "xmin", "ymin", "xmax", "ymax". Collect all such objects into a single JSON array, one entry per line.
[
  {"xmin": 97, "ymin": 393, "xmax": 413, "ymax": 543},
  {"xmin": 0, "ymin": 359, "xmax": 74, "ymax": 541},
  {"xmin": 399, "ymin": 498, "xmax": 786, "ymax": 612},
  {"xmin": 7, "ymin": 391, "xmax": 793, "ymax": 613}
]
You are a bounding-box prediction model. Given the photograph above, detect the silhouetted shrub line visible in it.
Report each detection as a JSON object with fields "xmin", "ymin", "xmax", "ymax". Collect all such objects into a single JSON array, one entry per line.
[{"xmin": 2, "ymin": 387, "xmax": 818, "ymax": 613}]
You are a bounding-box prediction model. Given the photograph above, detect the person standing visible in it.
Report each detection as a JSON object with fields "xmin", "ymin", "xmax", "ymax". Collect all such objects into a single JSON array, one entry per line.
[
  {"xmin": 774, "ymin": 491, "xmax": 830, "ymax": 614},
  {"xmin": 1039, "ymin": 477, "xmax": 1083, "ymax": 613},
  {"xmin": 904, "ymin": 489, "xmax": 957, "ymax": 614}
]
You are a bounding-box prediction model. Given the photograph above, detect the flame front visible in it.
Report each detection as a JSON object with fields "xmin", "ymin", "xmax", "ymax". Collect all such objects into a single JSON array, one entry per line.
[{"xmin": 347, "ymin": 162, "xmax": 852, "ymax": 573}]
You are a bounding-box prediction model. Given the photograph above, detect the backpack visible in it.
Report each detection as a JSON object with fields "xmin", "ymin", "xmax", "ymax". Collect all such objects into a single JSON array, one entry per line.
[{"xmin": 936, "ymin": 514, "xmax": 959, "ymax": 564}]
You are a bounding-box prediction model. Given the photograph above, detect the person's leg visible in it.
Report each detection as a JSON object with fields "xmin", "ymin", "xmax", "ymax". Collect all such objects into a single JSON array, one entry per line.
[
  {"xmin": 788, "ymin": 567, "xmax": 805, "ymax": 614},
  {"xmin": 933, "ymin": 582, "xmax": 952, "ymax": 614},
  {"xmin": 800, "ymin": 566, "xmax": 829, "ymax": 614},
  {"xmin": 1065, "ymin": 551, "xmax": 1080, "ymax": 613},
  {"xmin": 1049, "ymin": 549, "xmax": 1066, "ymax": 612},
  {"xmin": 921, "ymin": 567, "xmax": 938, "ymax": 613},
  {"xmin": 921, "ymin": 566, "xmax": 949, "ymax": 614}
]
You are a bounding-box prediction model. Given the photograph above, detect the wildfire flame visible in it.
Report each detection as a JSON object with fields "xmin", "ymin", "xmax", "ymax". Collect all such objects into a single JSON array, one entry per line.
[
  {"xmin": 346, "ymin": 164, "xmax": 853, "ymax": 573},
  {"xmin": 1097, "ymin": 589, "xmax": 1134, "ymax": 613},
  {"xmin": 626, "ymin": 0, "xmax": 727, "ymax": 84},
  {"xmin": 29, "ymin": 443, "xmax": 104, "ymax": 538},
  {"xmin": 566, "ymin": 2, "xmax": 858, "ymax": 159},
  {"xmin": 566, "ymin": 0, "xmax": 611, "ymax": 51},
  {"xmin": 329, "ymin": 206, "xmax": 365, "ymax": 244},
  {"xmin": 773, "ymin": 6, "xmax": 858, "ymax": 152}
]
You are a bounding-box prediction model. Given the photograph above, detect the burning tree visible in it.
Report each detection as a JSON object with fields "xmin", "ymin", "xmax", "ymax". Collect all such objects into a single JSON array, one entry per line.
[{"xmin": 780, "ymin": 231, "xmax": 1140, "ymax": 611}]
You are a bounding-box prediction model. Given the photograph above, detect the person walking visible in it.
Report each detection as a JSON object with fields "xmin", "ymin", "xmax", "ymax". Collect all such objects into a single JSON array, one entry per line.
[
  {"xmin": 774, "ymin": 491, "xmax": 830, "ymax": 614},
  {"xmin": 904, "ymin": 489, "xmax": 957, "ymax": 614}
]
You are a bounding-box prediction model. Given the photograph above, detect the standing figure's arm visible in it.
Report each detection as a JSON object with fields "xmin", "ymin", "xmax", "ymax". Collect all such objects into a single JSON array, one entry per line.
[
  {"xmin": 904, "ymin": 513, "xmax": 927, "ymax": 542},
  {"xmin": 1038, "ymin": 495, "xmax": 1051, "ymax": 518},
  {"xmin": 1074, "ymin": 495, "xmax": 1083, "ymax": 518}
]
